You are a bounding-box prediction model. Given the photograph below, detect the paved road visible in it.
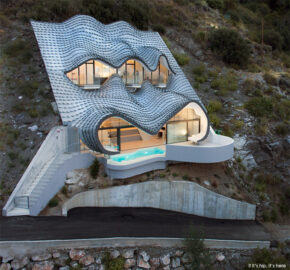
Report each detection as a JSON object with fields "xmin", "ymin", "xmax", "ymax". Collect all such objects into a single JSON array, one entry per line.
[{"xmin": 0, "ymin": 207, "xmax": 269, "ymax": 241}]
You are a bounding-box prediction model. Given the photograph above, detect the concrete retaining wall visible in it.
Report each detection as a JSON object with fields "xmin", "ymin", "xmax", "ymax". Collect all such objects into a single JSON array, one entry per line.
[
  {"xmin": 0, "ymin": 238, "xmax": 270, "ymax": 258},
  {"xmin": 62, "ymin": 180, "xmax": 256, "ymax": 220},
  {"xmin": 30, "ymin": 153, "xmax": 95, "ymax": 216}
]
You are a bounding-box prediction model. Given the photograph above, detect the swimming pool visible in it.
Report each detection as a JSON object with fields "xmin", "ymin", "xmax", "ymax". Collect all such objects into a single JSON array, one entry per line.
[{"xmin": 111, "ymin": 147, "xmax": 165, "ymax": 162}]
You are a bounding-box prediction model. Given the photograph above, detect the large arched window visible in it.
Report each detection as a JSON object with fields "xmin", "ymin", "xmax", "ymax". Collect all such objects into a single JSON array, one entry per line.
[{"xmin": 66, "ymin": 57, "xmax": 171, "ymax": 90}]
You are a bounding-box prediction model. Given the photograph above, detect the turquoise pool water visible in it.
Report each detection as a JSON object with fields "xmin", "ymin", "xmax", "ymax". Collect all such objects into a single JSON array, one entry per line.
[{"xmin": 111, "ymin": 147, "xmax": 165, "ymax": 162}]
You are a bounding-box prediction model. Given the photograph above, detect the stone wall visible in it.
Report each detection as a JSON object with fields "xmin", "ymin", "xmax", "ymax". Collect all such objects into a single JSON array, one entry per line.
[
  {"xmin": 0, "ymin": 246, "xmax": 256, "ymax": 270},
  {"xmin": 62, "ymin": 180, "xmax": 256, "ymax": 219}
]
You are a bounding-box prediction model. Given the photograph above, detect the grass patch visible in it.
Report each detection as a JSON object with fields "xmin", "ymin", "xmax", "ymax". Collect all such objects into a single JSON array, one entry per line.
[
  {"xmin": 263, "ymin": 72, "xmax": 278, "ymax": 86},
  {"xmin": 244, "ymin": 97, "xmax": 273, "ymax": 118},
  {"xmin": 209, "ymin": 113, "xmax": 221, "ymax": 128},
  {"xmin": 275, "ymin": 123, "xmax": 288, "ymax": 136},
  {"xmin": 103, "ymin": 252, "xmax": 125, "ymax": 270},
  {"xmin": 211, "ymin": 71, "xmax": 238, "ymax": 96},
  {"xmin": 206, "ymin": 100, "xmax": 222, "ymax": 114},
  {"xmin": 173, "ymin": 52, "xmax": 190, "ymax": 66}
]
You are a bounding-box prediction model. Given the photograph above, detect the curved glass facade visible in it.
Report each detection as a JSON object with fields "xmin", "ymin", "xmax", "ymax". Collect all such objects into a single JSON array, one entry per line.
[{"xmin": 66, "ymin": 57, "xmax": 171, "ymax": 89}]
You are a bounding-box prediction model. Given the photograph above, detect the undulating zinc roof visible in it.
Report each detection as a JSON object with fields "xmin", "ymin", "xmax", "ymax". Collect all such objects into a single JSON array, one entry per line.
[{"xmin": 31, "ymin": 15, "xmax": 208, "ymax": 153}]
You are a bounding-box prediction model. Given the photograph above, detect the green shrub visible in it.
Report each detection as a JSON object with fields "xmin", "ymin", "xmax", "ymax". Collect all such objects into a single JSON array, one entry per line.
[
  {"xmin": 279, "ymin": 198, "xmax": 289, "ymax": 216},
  {"xmin": 20, "ymin": 81, "xmax": 39, "ymax": 98},
  {"xmin": 28, "ymin": 109, "xmax": 38, "ymax": 118},
  {"xmin": 263, "ymin": 72, "xmax": 278, "ymax": 86},
  {"xmin": 48, "ymin": 198, "xmax": 58, "ymax": 208},
  {"xmin": 152, "ymin": 24, "xmax": 166, "ymax": 34},
  {"xmin": 192, "ymin": 64, "xmax": 206, "ymax": 76},
  {"xmin": 275, "ymin": 123, "xmax": 288, "ymax": 136},
  {"xmin": 209, "ymin": 113, "xmax": 221, "ymax": 127},
  {"xmin": 89, "ymin": 158, "xmax": 100, "ymax": 178},
  {"xmin": 182, "ymin": 175, "xmax": 189, "ymax": 180},
  {"xmin": 192, "ymin": 64, "xmax": 208, "ymax": 83},
  {"xmin": 233, "ymin": 120, "xmax": 244, "ymax": 130},
  {"xmin": 173, "ymin": 53, "xmax": 190, "ymax": 66},
  {"xmin": 211, "ymin": 72, "xmax": 238, "ymax": 96},
  {"xmin": 245, "ymin": 248, "xmax": 288, "ymax": 269},
  {"xmin": 264, "ymin": 29, "xmax": 283, "ymax": 51},
  {"xmin": 207, "ymin": 0, "xmax": 223, "ymax": 9},
  {"xmin": 3, "ymin": 38, "xmax": 32, "ymax": 64},
  {"xmin": 8, "ymin": 152, "xmax": 18, "ymax": 160},
  {"xmin": 103, "ymin": 252, "xmax": 125, "ymax": 270},
  {"xmin": 162, "ymin": 36, "xmax": 171, "ymax": 49},
  {"xmin": 221, "ymin": 124, "xmax": 234, "ymax": 137},
  {"xmin": 208, "ymin": 28, "xmax": 250, "ymax": 67},
  {"xmin": 61, "ymin": 186, "xmax": 68, "ymax": 195},
  {"xmin": 245, "ymin": 97, "xmax": 273, "ymax": 117},
  {"xmin": 206, "ymin": 100, "xmax": 222, "ymax": 113},
  {"xmin": 184, "ymin": 227, "xmax": 212, "ymax": 270},
  {"xmin": 194, "ymin": 31, "xmax": 207, "ymax": 43},
  {"xmin": 242, "ymin": 79, "xmax": 263, "ymax": 97}
]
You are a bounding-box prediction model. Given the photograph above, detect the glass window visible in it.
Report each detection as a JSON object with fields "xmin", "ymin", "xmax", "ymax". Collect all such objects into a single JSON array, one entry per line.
[
  {"xmin": 167, "ymin": 122, "xmax": 187, "ymax": 144},
  {"xmin": 86, "ymin": 63, "xmax": 94, "ymax": 85},
  {"xmin": 126, "ymin": 63, "xmax": 134, "ymax": 85},
  {"xmin": 160, "ymin": 63, "xmax": 168, "ymax": 84},
  {"xmin": 79, "ymin": 64, "xmax": 86, "ymax": 85},
  {"xmin": 135, "ymin": 61, "xmax": 143, "ymax": 84},
  {"xmin": 152, "ymin": 65, "xmax": 159, "ymax": 85},
  {"xmin": 67, "ymin": 68, "xmax": 78, "ymax": 85},
  {"xmin": 188, "ymin": 120, "xmax": 200, "ymax": 136},
  {"xmin": 144, "ymin": 67, "xmax": 151, "ymax": 81},
  {"xmin": 98, "ymin": 128, "xmax": 119, "ymax": 152}
]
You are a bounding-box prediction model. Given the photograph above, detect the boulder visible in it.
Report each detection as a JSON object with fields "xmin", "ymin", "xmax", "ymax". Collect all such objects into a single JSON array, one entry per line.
[
  {"xmin": 1, "ymin": 257, "xmax": 14, "ymax": 264},
  {"xmin": 110, "ymin": 250, "xmax": 120, "ymax": 259},
  {"xmin": 52, "ymin": 252, "xmax": 60, "ymax": 259},
  {"xmin": 79, "ymin": 255, "xmax": 94, "ymax": 266},
  {"xmin": 69, "ymin": 250, "xmax": 85, "ymax": 261},
  {"xmin": 124, "ymin": 258, "xmax": 136, "ymax": 268},
  {"xmin": 171, "ymin": 257, "xmax": 181, "ymax": 268},
  {"xmin": 163, "ymin": 265, "xmax": 170, "ymax": 270},
  {"xmin": 160, "ymin": 254, "xmax": 170, "ymax": 266},
  {"xmin": 175, "ymin": 250, "xmax": 184, "ymax": 257},
  {"xmin": 28, "ymin": 125, "xmax": 38, "ymax": 132},
  {"xmin": 95, "ymin": 257, "xmax": 102, "ymax": 265},
  {"xmin": 216, "ymin": 253, "xmax": 225, "ymax": 262},
  {"xmin": 32, "ymin": 261, "xmax": 54, "ymax": 270},
  {"xmin": 11, "ymin": 257, "xmax": 29, "ymax": 269},
  {"xmin": 54, "ymin": 254, "xmax": 69, "ymax": 267},
  {"xmin": 0, "ymin": 264, "xmax": 11, "ymax": 270},
  {"xmin": 137, "ymin": 257, "xmax": 150, "ymax": 269},
  {"xmin": 139, "ymin": 251, "xmax": 150, "ymax": 262},
  {"xmin": 59, "ymin": 266, "xmax": 69, "ymax": 270},
  {"xmin": 149, "ymin": 257, "xmax": 160, "ymax": 267},
  {"xmin": 31, "ymin": 254, "xmax": 52, "ymax": 262},
  {"xmin": 122, "ymin": 249, "xmax": 134, "ymax": 259}
]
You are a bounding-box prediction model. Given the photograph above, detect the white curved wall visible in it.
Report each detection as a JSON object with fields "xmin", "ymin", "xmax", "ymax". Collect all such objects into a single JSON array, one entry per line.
[
  {"xmin": 187, "ymin": 102, "xmax": 208, "ymax": 142},
  {"xmin": 62, "ymin": 180, "xmax": 256, "ymax": 220}
]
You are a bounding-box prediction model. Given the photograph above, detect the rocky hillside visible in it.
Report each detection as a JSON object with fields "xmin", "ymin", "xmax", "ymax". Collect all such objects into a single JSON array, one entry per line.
[{"xmin": 0, "ymin": 0, "xmax": 289, "ymax": 224}]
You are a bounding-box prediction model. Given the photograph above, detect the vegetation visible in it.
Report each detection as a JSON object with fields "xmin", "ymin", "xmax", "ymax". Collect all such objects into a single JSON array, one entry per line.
[
  {"xmin": 103, "ymin": 252, "xmax": 125, "ymax": 270},
  {"xmin": 48, "ymin": 198, "xmax": 58, "ymax": 207},
  {"xmin": 184, "ymin": 227, "xmax": 212, "ymax": 270},
  {"xmin": 206, "ymin": 100, "xmax": 222, "ymax": 114},
  {"xmin": 244, "ymin": 97, "xmax": 273, "ymax": 117},
  {"xmin": 89, "ymin": 158, "xmax": 100, "ymax": 179},
  {"xmin": 275, "ymin": 123, "xmax": 288, "ymax": 136},
  {"xmin": 173, "ymin": 53, "xmax": 190, "ymax": 66},
  {"xmin": 192, "ymin": 64, "xmax": 208, "ymax": 83},
  {"xmin": 208, "ymin": 28, "xmax": 250, "ymax": 67},
  {"xmin": 211, "ymin": 71, "xmax": 238, "ymax": 96},
  {"xmin": 245, "ymin": 248, "xmax": 288, "ymax": 269},
  {"xmin": 209, "ymin": 113, "xmax": 221, "ymax": 128}
]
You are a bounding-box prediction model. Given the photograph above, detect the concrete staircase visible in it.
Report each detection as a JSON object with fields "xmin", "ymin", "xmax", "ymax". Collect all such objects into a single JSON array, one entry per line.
[{"xmin": 11, "ymin": 153, "xmax": 77, "ymax": 214}]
